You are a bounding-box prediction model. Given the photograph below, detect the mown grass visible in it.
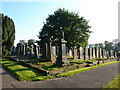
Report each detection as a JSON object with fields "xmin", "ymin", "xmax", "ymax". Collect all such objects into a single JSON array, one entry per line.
[
  {"xmin": 103, "ymin": 73, "xmax": 120, "ymax": 89},
  {"xmin": 57, "ymin": 61, "xmax": 120, "ymax": 78},
  {"xmin": 42, "ymin": 64, "xmax": 63, "ymax": 71},
  {"xmin": 70, "ymin": 60, "xmax": 95, "ymax": 64},
  {"xmin": 0, "ymin": 58, "xmax": 54, "ymax": 81}
]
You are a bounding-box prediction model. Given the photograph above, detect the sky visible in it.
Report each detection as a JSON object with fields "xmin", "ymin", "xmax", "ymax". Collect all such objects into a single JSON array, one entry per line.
[{"xmin": 1, "ymin": 0, "xmax": 119, "ymax": 46}]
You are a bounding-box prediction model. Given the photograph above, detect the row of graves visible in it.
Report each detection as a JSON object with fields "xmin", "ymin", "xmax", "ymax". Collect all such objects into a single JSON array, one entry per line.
[{"xmin": 14, "ymin": 40, "xmax": 118, "ymax": 63}]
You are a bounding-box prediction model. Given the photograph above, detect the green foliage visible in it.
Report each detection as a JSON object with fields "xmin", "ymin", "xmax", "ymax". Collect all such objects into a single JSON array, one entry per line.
[
  {"xmin": 70, "ymin": 60, "xmax": 94, "ymax": 64},
  {"xmin": 1, "ymin": 58, "xmax": 54, "ymax": 81},
  {"xmin": 57, "ymin": 61, "xmax": 120, "ymax": 78},
  {"xmin": 42, "ymin": 64, "xmax": 63, "ymax": 71},
  {"xmin": 28, "ymin": 39, "xmax": 35, "ymax": 46},
  {"xmin": 103, "ymin": 73, "xmax": 120, "ymax": 89},
  {"xmin": 1, "ymin": 14, "xmax": 15, "ymax": 55},
  {"xmin": 38, "ymin": 8, "xmax": 91, "ymax": 48},
  {"xmin": 19, "ymin": 40, "xmax": 26, "ymax": 44}
]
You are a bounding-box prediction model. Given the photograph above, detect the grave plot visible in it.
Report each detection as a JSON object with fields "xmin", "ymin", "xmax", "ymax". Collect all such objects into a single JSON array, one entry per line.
[{"xmin": 0, "ymin": 58, "xmax": 54, "ymax": 81}]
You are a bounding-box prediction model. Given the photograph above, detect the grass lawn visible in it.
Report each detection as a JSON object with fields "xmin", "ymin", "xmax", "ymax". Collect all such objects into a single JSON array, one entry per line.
[
  {"xmin": 57, "ymin": 61, "xmax": 120, "ymax": 78},
  {"xmin": 0, "ymin": 58, "xmax": 54, "ymax": 81},
  {"xmin": 103, "ymin": 73, "xmax": 120, "ymax": 89}
]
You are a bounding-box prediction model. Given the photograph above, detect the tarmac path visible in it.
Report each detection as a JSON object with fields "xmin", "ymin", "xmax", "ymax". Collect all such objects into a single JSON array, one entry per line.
[
  {"xmin": 0, "ymin": 64, "xmax": 18, "ymax": 89},
  {"xmin": 9, "ymin": 63, "xmax": 119, "ymax": 88}
]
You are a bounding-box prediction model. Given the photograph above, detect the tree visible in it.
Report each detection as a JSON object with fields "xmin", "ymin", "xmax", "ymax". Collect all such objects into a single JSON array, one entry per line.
[
  {"xmin": 1, "ymin": 14, "xmax": 15, "ymax": 56},
  {"xmin": 39, "ymin": 8, "xmax": 91, "ymax": 48},
  {"xmin": 38, "ymin": 8, "xmax": 91, "ymax": 66},
  {"xmin": 19, "ymin": 40, "xmax": 26, "ymax": 45},
  {"xmin": 104, "ymin": 42, "xmax": 114, "ymax": 51},
  {"xmin": 28, "ymin": 39, "xmax": 35, "ymax": 46}
]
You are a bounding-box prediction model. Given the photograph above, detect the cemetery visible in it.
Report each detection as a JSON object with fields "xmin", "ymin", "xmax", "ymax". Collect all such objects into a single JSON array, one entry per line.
[
  {"xmin": 1, "ymin": 7, "xmax": 120, "ymax": 88},
  {"xmin": 1, "ymin": 40, "xmax": 119, "ymax": 81}
]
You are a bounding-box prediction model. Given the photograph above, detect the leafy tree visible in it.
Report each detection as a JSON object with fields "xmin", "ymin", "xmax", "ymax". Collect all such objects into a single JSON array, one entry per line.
[
  {"xmin": 38, "ymin": 8, "xmax": 91, "ymax": 66},
  {"xmin": 98, "ymin": 43, "xmax": 104, "ymax": 49},
  {"xmin": 104, "ymin": 42, "xmax": 114, "ymax": 51},
  {"xmin": 28, "ymin": 39, "xmax": 35, "ymax": 46},
  {"xmin": 38, "ymin": 8, "xmax": 91, "ymax": 49},
  {"xmin": 1, "ymin": 14, "xmax": 15, "ymax": 56},
  {"xmin": 19, "ymin": 40, "xmax": 26, "ymax": 45}
]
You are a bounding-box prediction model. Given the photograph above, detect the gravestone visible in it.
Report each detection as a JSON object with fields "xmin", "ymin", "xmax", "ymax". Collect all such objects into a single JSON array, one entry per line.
[
  {"xmin": 16, "ymin": 43, "xmax": 20, "ymax": 55},
  {"xmin": 79, "ymin": 47, "xmax": 84, "ymax": 60},
  {"xmin": 88, "ymin": 48, "xmax": 92, "ymax": 59},
  {"xmin": 114, "ymin": 51, "xmax": 117, "ymax": 58},
  {"xmin": 99, "ymin": 48, "xmax": 102, "ymax": 58},
  {"xmin": 73, "ymin": 46, "xmax": 78, "ymax": 59},
  {"xmin": 84, "ymin": 47, "xmax": 89, "ymax": 60},
  {"xmin": 95, "ymin": 47, "xmax": 99, "ymax": 59},
  {"xmin": 34, "ymin": 45, "xmax": 39, "ymax": 59},
  {"xmin": 25, "ymin": 44, "xmax": 28, "ymax": 56},
  {"xmin": 30, "ymin": 45, "xmax": 34, "ymax": 57},
  {"xmin": 106, "ymin": 51, "xmax": 110, "ymax": 58},
  {"xmin": 102, "ymin": 49, "xmax": 107, "ymax": 58},
  {"xmin": 109, "ymin": 50, "xmax": 114, "ymax": 58},
  {"xmin": 69, "ymin": 49, "xmax": 73, "ymax": 57},
  {"xmin": 61, "ymin": 39, "xmax": 67, "ymax": 60},
  {"xmin": 92, "ymin": 48, "xmax": 95, "ymax": 59},
  {"xmin": 51, "ymin": 46, "xmax": 57, "ymax": 63}
]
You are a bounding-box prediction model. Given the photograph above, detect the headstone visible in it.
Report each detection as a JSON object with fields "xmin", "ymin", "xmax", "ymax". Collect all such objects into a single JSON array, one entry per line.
[
  {"xmin": 25, "ymin": 44, "xmax": 28, "ymax": 56},
  {"xmin": 99, "ymin": 48, "xmax": 102, "ymax": 58},
  {"xmin": 34, "ymin": 45, "xmax": 39, "ymax": 59},
  {"xmin": 69, "ymin": 49, "xmax": 72, "ymax": 56},
  {"xmin": 84, "ymin": 47, "xmax": 89, "ymax": 60},
  {"xmin": 51, "ymin": 46, "xmax": 57, "ymax": 63},
  {"xmin": 61, "ymin": 39, "xmax": 67, "ymax": 60},
  {"xmin": 16, "ymin": 43, "xmax": 20, "ymax": 55},
  {"xmin": 106, "ymin": 51, "xmax": 110, "ymax": 58},
  {"xmin": 114, "ymin": 51, "xmax": 117, "ymax": 58},
  {"xmin": 22, "ymin": 44, "xmax": 25, "ymax": 55},
  {"xmin": 95, "ymin": 47, "xmax": 99, "ymax": 59},
  {"xmin": 88, "ymin": 48, "xmax": 92, "ymax": 59},
  {"xmin": 92, "ymin": 48, "xmax": 95, "ymax": 59},
  {"xmin": 73, "ymin": 46, "xmax": 78, "ymax": 59},
  {"xmin": 109, "ymin": 50, "xmax": 114, "ymax": 58},
  {"xmin": 30, "ymin": 45, "xmax": 34, "ymax": 57},
  {"xmin": 79, "ymin": 47, "xmax": 84, "ymax": 60},
  {"xmin": 102, "ymin": 49, "xmax": 107, "ymax": 58}
]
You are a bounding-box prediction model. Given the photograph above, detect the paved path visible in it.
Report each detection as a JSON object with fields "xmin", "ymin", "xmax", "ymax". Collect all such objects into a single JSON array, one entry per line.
[
  {"xmin": 10, "ymin": 63, "xmax": 119, "ymax": 88},
  {"xmin": 0, "ymin": 64, "xmax": 18, "ymax": 88}
]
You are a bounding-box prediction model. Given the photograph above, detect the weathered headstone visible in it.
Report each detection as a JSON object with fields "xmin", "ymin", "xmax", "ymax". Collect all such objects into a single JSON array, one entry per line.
[
  {"xmin": 114, "ymin": 51, "xmax": 117, "ymax": 58},
  {"xmin": 99, "ymin": 48, "xmax": 102, "ymax": 58},
  {"xmin": 61, "ymin": 39, "xmax": 67, "ymax": 60},
  {"xmin": 95, "ymin": 47, "xmax": 99, "ymax": 59},
  {"xmin": 88, "ymin": 48, "xmax": 92, "ymax": 59},
  {"xmin": 92, "ymin": 48, "xmax": 95, "ymax": 59},
  {"xmin": 69, "ymin": 49, "xmax": 72, "ymax": 57},
  {"xmin": 51, "ymin": 46, "xmax": 57, "ymax": 63},
  {"xmin": 84, "ymin": 47, "xmax": 89, "ymax": 60},
  {"xmin": 34, "ymin": 44, "xmax": 39, "ymax": 59},
  {"xmin": 102, "ymin": 49, "xmax": 107, "ymax": 58},
  {"xmin": 22, "ymin": 44, "xmax": 25, "ymax": 55},
  {"xmin": 73, "ymin": 46, "xmax": 78, "ymax": 59},
  {"xmin": 25, "ymin": 44, "xmax": 28, "ymax": 56},
  {"xmin": 16, "ymin": 43, "xmax": 20, "ymax": 55},
  {"xmin": 79, "ymin": 47, "xmax": 84, "ymax": 60},
  {"xmin": 106, "ymin": 51, "xmax": 110, "ymax": 58},
  {"xmin": 30, "ymin": 45, "xmax": 34, "ymax": 57},
  {"xmin": 109, "ymin": 50, "xmax": 114, "ymax": 58}
]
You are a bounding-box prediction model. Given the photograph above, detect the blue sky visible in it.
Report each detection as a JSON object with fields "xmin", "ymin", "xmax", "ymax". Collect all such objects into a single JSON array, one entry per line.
[{"xmin": 1, "ymin": 0, "xmax": 119, "ymax": 46}]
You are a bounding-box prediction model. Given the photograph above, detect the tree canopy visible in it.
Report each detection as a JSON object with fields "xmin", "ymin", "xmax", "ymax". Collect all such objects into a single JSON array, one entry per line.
[
  {"xmin": 1, "ymin": 14, "xmax": 15, "ymax": 55},
  {"xmin": 28, "ymin": 39, "xmax": 35, "ymax": 46},
  {"xmin": 38, "ymin": 8, "xmax": 91, "ymax": 49}
]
